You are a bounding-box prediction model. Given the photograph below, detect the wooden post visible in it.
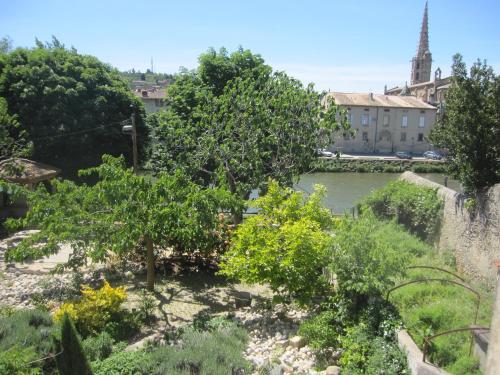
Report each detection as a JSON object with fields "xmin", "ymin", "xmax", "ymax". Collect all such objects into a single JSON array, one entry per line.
[
  {"xmin": 145, "ymin": 235, "xmax": 155, "ymax": 291},
  {"xmin": 131, "ymin": 112, "xmax": 139, "ymax": 174}
]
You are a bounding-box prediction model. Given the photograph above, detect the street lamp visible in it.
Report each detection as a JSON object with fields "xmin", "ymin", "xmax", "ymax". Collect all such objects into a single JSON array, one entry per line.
[{"xmin": 122, "ymin": 110, "xmax": 138, "ymax": 174}]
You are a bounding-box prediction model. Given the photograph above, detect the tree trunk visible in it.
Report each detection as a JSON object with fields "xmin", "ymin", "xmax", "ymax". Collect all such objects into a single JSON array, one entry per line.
[{"xmin": 145, "ymin": 235, "xmax": 155, "ymax": 291}]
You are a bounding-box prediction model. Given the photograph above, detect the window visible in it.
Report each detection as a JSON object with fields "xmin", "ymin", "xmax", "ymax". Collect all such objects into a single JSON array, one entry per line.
[
  {"xmin": 362, "ymin": 132, "xmax": 368, "ymax": 142},
  {"xmin": 384, "ymin": 109, "xmax": 390, "ymax": 112},
  {"xmin": 419, "ymin": 116, "xmax": 425, "ymax": 128},
  {"xmin": 155, "ymin": 99, "xmax": 164, "ymax": 107},
  {"xmin": 401, "ymin": 115, "xmax": 408, "ymax": 128},
  {"xmin": 383, "ymin": 114, "xmax": 390, "ymax": 127},
  {"xmin": 361, "ymin": 114, "xmax": 369, "ymax": 126},
  {"xmin": 400, "ymin": 132, "xmax": 406, "ymax": 142},
  {"xmin": 416, "ymin": 72, "xmax": 420, "ymax": 80},
  {"xmin": 418, "ymin": 133, "xmax": 424, "ymax": 142}
]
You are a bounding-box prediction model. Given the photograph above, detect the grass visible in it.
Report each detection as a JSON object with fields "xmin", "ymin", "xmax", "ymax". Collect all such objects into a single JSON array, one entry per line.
[{"xmin": 390, "ymin": 251, "xmax": 493, "ymax": 375}]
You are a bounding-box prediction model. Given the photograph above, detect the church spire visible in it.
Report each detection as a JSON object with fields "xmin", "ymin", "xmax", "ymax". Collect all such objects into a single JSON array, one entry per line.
[
  {"xmin": 417, "ymin": 1, "xmax": 430, "ymax": 55},
  {"xmin": 411, "ymin": 1, "xmax": 432, "ymax": 84}
]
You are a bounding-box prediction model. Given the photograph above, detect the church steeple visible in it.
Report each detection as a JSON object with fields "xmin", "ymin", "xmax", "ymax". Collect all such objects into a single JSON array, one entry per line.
[{"xmin": 411, "ymin": 1, "xmax": 432, "ymax": 85}]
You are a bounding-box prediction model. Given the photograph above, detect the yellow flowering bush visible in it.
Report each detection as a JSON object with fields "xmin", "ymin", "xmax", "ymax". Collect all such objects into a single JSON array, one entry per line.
[{"xmin": 54, "ymin": 280, "xmax": 127, "ymax": 336}]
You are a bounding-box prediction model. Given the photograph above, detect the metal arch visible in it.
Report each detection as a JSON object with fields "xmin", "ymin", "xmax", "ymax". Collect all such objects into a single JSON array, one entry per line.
[
  {"xmin": 422, "ymin": 326, "xmax": 490, "ymax": 364},
  {"xmin": 405, "ymin": 265, "xmax": 466, "ymax": 282},
  {"xmin": 386, "ymin": 278, "xmax": 481, "ymax": 325}
]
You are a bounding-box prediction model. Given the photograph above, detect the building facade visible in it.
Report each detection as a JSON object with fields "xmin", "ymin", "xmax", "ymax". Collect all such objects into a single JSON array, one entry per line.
[
  {"xmin": 325, "ymin": 92, "xmax": 436, "ymax": 154},
  {"xmin": 133, "ymin": 87, "xmax": 166, "ymax": 114}
]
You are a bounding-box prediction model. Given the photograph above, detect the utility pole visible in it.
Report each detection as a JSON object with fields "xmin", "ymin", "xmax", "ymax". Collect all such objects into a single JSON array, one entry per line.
[{"xmin": 131, "ymin": 111, "xmax": 139, "ymax": 174}]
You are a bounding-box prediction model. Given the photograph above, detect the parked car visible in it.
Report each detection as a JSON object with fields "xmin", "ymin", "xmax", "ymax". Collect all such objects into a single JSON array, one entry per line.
[
  {"xmin": 395, "ymin": 151, "xmax": 412, "ymax": 159},
  {"xmin": 423, "ymin": 151, "xmax": 443, "ymax": 160},
  {"xmin": 316, "ymin": 149, "xmax": 334, "ymax": 158}
]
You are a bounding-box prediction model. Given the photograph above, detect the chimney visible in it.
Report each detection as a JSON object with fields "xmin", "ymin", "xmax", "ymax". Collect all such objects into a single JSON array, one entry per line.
[
  {"xmin": 369, "ymin": 92, "xmax": 374, "ymax": 100},
  {"xmin": 141, "ymin": 90, "xmax": 148, "ymax": 97}
]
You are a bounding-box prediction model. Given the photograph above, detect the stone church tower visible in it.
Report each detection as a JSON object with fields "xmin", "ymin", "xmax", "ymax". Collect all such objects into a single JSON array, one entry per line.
[{"xmin": 410, "ymin": 1, "xmax": 432, "ymax": 84}]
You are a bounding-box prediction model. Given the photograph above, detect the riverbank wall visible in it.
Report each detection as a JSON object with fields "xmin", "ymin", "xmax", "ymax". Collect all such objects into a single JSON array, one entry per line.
[
  {"xmin": 314, "ymin": 159, "xmax": 447, "ymax": 174},
  {"xmin": 399, "ymin": 171, "xmax": 500, "ymax": 288}
]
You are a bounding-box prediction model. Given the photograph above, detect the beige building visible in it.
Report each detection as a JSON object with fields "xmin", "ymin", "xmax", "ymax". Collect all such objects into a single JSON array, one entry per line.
[
  {"xmin": 325, "ymin": 92, "xmax": 436, "ymax": 154},
  {"xmin": 133, "ymin": 87, "xmax": 166, "ymax": 114}
]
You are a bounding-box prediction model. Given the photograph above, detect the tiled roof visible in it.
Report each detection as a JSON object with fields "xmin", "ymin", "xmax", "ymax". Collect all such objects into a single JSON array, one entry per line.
[
  {"xmin": 326, "ymin": 92, "xmax": 436, "ymax": 109},
  {"xmin": 133, "ymin": 88, "xmax": 166, "ymax": 100},
  {"xmin": 0, "ymin": 158, "xmax": 60, "ymax": 184}
]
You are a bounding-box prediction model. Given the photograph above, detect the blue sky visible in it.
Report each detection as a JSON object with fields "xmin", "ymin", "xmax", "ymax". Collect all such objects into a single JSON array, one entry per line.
[{"xmin": 1, "ymin": 0, "xmax": 499, "ymax": 92}]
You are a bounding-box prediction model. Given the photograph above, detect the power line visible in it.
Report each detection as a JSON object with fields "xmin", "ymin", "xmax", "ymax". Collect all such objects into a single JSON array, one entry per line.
[{"xmin": 28, "ymin": 120, "xmax": 131, "ymax": 142}]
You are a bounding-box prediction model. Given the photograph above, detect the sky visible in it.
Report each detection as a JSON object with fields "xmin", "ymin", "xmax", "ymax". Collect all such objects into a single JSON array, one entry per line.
[{"xmin": 1, "ymin": 0, "xmax": 499, "ymax": 93}]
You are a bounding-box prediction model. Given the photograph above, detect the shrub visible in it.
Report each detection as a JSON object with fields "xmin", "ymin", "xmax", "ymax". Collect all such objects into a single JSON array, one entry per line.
[
  {"xmin": 0, "ymin": 308, "xmax": 54, "ymax": 370},
  {"xmin": 298, "ymin": 310, "xmax": 343, "ymax": 349},
  {"xmin": 0, "ymin": 346, "xmax": 40, "ymax": 375},
  {"xmin": 136, "ymin": 290, "xmax": 156, "ymax": 326},
  {"xmin": 219, "ymin": 180, "xmax": 335, "ymax": 304},
  {"xmin": 358, "ymin": 180, "xmax": 443, "ymax": 241},
  {"xmin": 144, "ymin": 321, "xmax": 250, "ymax": 375},
  {"xmin": 92, "ymin": 351, "xmax": 151, "ymax": 375},
  {"xmin": 53, "ymin": 314, "xmax": 93, "ymax": 375},
  {"xmin": 54, "ymin": 281, "xmax": 127, "ymax": 337},
  {"xmin": 339, "ymin": 323, "xmax": 408, "ymax": 375},
  {"xmin": 329, "ymin": 212, "xmax": 425, "ymax": 301},
  {"xmin": 82, "ymin": 332, "xmax": 115, "ymax": 362}
]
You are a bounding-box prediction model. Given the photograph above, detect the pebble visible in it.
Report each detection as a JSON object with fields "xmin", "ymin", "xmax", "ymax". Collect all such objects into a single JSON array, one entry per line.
[{"xmin": 233, "ymin": 304, "xmax": 321, "ymax": 375}]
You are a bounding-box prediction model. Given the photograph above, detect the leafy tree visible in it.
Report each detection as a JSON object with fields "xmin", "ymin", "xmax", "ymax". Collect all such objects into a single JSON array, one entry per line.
[
  {"xmin": 0, "ymin": 36, "xmax": 13, "ymax": 54},
  {"xmin": 53, "ymin": 314, "xmax": 93, "ymax": 375},
  {"xmin": 148, "ymin": 47, "xmax": 348, "ymax": 222},
  {"xmin": 430, "ymin": 54, "xmax": 499, "ymax": 194},
  {"xmin": 0, "ymin": 37, "xmax": 146, "ymax": 176},
  {"xmin": 5, "ymin": 155, "xmax": 237, "ymax": 290},
  {"xmin": 0, "ymin": 97, "xmax": 32, "ymax": 160},
  {"xmin": 219, "ymin": 180, "xmax": 335, "ymax": 303}
]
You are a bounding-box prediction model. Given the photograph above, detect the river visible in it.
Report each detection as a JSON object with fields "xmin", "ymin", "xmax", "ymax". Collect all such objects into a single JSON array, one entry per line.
[{"xmin": 295, "ymin": 172, "xmax": 460, "ymax": 214}]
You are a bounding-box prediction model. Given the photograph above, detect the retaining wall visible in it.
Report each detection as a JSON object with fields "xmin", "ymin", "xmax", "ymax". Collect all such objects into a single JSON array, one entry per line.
[{"xmin": 399, "ymin": 172, "xmax": 500, "ymax": 287}]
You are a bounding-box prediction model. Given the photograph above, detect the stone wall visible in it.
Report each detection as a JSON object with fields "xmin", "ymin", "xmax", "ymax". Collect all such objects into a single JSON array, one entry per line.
[{"xmin": 399, "ymin": 171, "xmax": 500, "ymax": 287}]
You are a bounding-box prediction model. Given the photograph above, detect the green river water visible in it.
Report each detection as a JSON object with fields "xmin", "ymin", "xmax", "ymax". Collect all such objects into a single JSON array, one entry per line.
[{"xmin": 295, "ymin": 172, "xmax": 460, "ymax": 214}]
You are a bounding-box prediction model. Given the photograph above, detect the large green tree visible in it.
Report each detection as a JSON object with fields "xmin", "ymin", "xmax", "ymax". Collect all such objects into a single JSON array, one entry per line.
[
  {"xmin": 430, "ymin": 54, "xmax": 499, "ymax": 194},
  {"xmin": 0, "ymin": 97, "xmax": 31, "ymax": 160},
  {"xmin": 0, "ymin": 37, "xmax": 146, "ymax": 176},
  {"xmin": 4, "ymin": 155, "xmax": 237, "ymax": 290},
  {"xmin": 148, "ymin": 47, "xmax": 348, "ymax": 221}
]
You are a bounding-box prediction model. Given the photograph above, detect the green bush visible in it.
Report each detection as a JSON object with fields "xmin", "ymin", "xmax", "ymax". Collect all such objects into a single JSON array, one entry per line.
[
  {"xmin": 82, "ymin": 332, "xmax": 115, "ymax": 362},
  {"xmin": 298, "ymin": 310, "xmax": 343, "ymax": 349},
  {"xmin": 0, "ymin": 308, "xmax": 55, "ymax": 373},
  {"xmin": 329, "ymin": 211, "xmax": 430, "ymax": 301},
  {"xmin": 220, "ymin": 180, "xmax": 335, "ymax": 304},
  {"xmin": 358, "ymin": 180, "xmax": 443, "ymax": 241},
  {"xmin": 339, "ymin": 323, "xmax": 408, "ymax": 375},
  {"xmin": 0, "ymin": 345, "xmax": 40, "ymax": 375},
  {"xmin": 92, "ymin": 351, "xmax": 150, "ymax": 375}
]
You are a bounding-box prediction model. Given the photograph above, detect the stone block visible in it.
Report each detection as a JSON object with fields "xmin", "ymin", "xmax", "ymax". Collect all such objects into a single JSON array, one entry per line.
[{"xmin": 289, "ymin": 335, "xmax": 305, "ymax": 349}]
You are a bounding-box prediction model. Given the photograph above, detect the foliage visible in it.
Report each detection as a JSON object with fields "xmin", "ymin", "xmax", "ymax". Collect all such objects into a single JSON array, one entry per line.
[
  {"xmin": 82, "ymin": 332, "xmax": 115, "ymax": 362},
  {"xmin": 92, "ymin": 351, "xmax": 150, "ymax": 375},
  {"xmin": 54, "ymin": 281, "xmax": 127, "ymax": 337},
  {"xmin": 119, "ymin": 69, "xmax": 175, "ymax": 87},
  {"xmin": 143, "ymin": 320, "xmax": 250, "ymax": 375},
  {"xmin": 92, "ymin": 319, "xmax": 250, "ymax": 375},
  {"xmin": 0, "ymin": 36, "xmax": 145, "ymax": 175},
  {"xmin": 219, "ymin": 180, "xmax": 335, "ymax": 303},
  {"xmin": 53, "ymin": 314, "xmax": 93, "ymax": 375},
  {"xmin": 329, "ymin": 211, "xmax": 428, "ymax": 301},
  {"xmin": 0, "ymin": 97, "xmax": 32, "ymax": 160},
  {"xmin": 136, "ymin": 290, "xmax": 156, "ymax": 326},
  {"xmin": 313, "ymin": 159, "xmax": 447, "ymax": 174},
  {"xmin": 0, "ymin": 308, "xmax": 55, "ymax": 373},
  {"xmin": 390, "ymin": 251, "xmax": 493, "ymax": 374},
  {"xmin": 0, "ymin": 345, "xmax": 40, "ymax": 375},
  {"xmin": 147, "ymin": 47, "xmax": 349, "ymax": 220},
  {"xmin": 358, "ymin": 180, "xmax": 443, "ymax": 241},
  {"xmin": 430, "ymin": 54, "xmax": 499, "ymax": 194},
  {"xmin": 339, "ymin": 324, "xmax": 408, "ymax": 375},
  {"xmin": 298, "ymin": 310, "xmax": 343, "ymax": 349},
  {"xmin": 5, "ymin": 155, "xmax": 237, "ymax": 290}
]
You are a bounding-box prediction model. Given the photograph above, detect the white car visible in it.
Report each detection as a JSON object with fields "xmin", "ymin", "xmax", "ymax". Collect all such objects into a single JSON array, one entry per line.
[{"xmin": 317, "ymin": 149, "xmax": 334, "ymax": 158}]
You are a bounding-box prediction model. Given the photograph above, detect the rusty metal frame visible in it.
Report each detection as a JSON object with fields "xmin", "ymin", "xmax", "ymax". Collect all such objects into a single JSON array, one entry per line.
[
  {"xmin": 422, "ymin": 326, "xmax": 490, "ymax": 364},
  {"xmin": 386, "ymin": 278, "xmax": 481, "ymax": 325},
  {"xmin": 405, "ymin": 265, "xmax": 466, "ymax": 282}
]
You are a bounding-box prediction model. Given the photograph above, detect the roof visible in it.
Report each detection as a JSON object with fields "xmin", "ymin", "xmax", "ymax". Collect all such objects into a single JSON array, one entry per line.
[
  {"xmin": 0, "ymin": 158, "xmax": 61, "ymax": 184},
  {"xmin": 133, "ymin": 88, "xmax": 166, "ymax": 100},
  {"xmin": 326, "ymin": 92, "xmax": 436, "ymax": 110}
]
